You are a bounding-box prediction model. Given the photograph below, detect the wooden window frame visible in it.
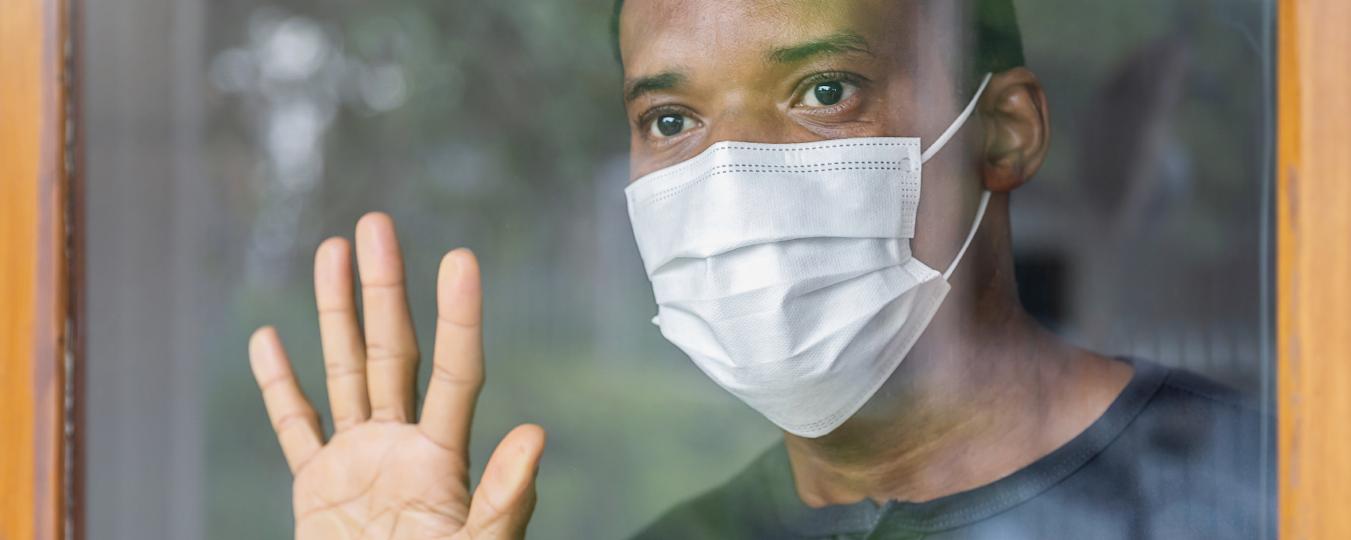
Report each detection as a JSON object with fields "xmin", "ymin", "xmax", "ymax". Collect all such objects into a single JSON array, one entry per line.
[
  {"xmin": 0, "ymin": 0, "xmax": 78, "ymax": 538},
  {"xmin": 1, "ymin": 0, "xmax": 76, "ymax": 539},
  {"xmin": 0, "ymin": 0, "xmax": 1347, "ymax": 537},
  {"xmin": 1277, "ymin": 0, "xmax": 1351, "ymax": 537}
]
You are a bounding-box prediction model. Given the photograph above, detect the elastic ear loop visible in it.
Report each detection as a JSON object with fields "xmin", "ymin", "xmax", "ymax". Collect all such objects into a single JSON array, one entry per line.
[
  {"xmin": 921, "ymin": 72, "xmax": 992, "ymax": 164},
  {"xmin": 916, "ymin": 72, "xmax": 993, "ymax": 281},
  {"xmin": 943, "ymin": 191, "xmax": 990, "ymax": 280}
]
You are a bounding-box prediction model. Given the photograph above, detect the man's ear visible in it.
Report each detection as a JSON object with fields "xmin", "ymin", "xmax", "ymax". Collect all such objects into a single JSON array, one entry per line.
[{"xmin": 979, "ymin": 67, "xmax": 1050, "ymax": 193}]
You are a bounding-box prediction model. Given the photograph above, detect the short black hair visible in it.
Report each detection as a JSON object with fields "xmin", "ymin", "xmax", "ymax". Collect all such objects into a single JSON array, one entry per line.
[{"xmin": 610, "ymin": 0, "xmax": 1025, "ymax": 80}]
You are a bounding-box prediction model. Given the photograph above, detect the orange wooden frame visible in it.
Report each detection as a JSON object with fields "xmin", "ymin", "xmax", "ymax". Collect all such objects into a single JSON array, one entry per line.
[
  {"xmin": 1278, "ymin": 0, "xmax": 1351, "ymax": 537},
  {"xmin": 0, "ymin": 0, "xmax": 71, "ymax": 538}
]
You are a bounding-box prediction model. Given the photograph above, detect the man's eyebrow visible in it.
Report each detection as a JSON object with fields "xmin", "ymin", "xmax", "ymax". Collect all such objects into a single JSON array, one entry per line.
[
  {"xmin": 767, "ymin": 31, "xmax": 873, "ymax": 64},
  {"xmin": 624, "ymin": 71, "xmax": 686, "ymax": 103}
]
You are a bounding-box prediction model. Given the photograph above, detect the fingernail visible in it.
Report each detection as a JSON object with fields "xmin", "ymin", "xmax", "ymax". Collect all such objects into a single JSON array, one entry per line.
[
  {"xmin": 321, "ymin": 239, "xmax": 345, "ymax": 263},
  {"xmin": 451, "ymin": 250, "xmax": 478, "ymax": 294},
  {"xmin": 491, "ymin": 441, "xmax": 539, "ymax": 509},
  {"xmin": 447, "ymin": 252, "xmax": 463, "ymax": 280}
]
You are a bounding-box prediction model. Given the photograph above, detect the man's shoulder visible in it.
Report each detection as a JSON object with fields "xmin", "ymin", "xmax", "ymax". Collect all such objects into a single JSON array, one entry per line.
[
  {"xmin": 1060, "ymin": 359, "xmax": 1265, "ymax": 475},
  {"xmin": 1154, "ymin": 363, "xmax": 1260, "ymax": 412},
  {"xmin": 1077, "ymin": 360, "xmax": 1274, "ymax": 536},
  {"xmin": 1140, "ymin": 361, "xmax": 1268, "ymax": 437},
  {"xmin": 1100, "ymin": 359, "xmax": 1267, "ymax": 460},
  {"xmin": 631, "ymin": 446, "xmax": 793, "ymax": 540}
]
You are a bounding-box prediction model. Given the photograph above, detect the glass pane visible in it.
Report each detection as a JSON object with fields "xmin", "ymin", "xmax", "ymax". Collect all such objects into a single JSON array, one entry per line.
[{"xmin": 82, "ymin": 1, "xmax": 1276, "ymax": 538}]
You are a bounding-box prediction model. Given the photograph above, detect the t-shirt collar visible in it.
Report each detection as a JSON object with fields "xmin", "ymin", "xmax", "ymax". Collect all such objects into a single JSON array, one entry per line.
[{"xmin": 762, "ymin": 358, "xmax": 1168, "ymax": 536}]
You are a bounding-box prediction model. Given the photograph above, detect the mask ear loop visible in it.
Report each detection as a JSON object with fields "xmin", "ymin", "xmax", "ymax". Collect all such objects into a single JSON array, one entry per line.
[
  {"xmin": 921, "ymin": 73, "xmax": 993, "ymax": 164},
  {"xmin": 913, "ymin": 72, "xmax": 993, "ymax": 281},
  {"xmin": 943, "ymin": 190, "xmax": 991, "ymax": 280}
]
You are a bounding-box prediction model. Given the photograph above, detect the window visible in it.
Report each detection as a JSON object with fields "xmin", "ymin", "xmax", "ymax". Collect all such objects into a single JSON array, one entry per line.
[{"xmin": 59, "ymin": 0, "xmax": 1309, "ymax": 538}]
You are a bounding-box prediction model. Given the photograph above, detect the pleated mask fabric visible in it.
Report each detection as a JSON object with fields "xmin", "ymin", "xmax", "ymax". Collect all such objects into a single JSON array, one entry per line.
[{"xmin": 626, "ymin": 74, "xmax": 993, "ymax": 438}]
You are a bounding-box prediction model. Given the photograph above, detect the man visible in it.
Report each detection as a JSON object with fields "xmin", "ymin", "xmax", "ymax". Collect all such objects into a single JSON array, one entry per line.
[{"xmin": 248, "ymin": 1, "xmax": 1268, "ymax": 538}]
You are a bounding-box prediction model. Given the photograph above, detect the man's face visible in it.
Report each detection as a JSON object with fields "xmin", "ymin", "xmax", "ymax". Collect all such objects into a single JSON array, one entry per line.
[{"xmin": 619, "ymin": 0, "xmax": 985, "ymax": 275}]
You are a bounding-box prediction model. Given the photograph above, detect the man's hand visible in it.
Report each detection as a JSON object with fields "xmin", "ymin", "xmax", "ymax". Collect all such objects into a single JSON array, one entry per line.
[{"xmin": 249, "ymin": 212, "xmax": 545, "ymax": 539}]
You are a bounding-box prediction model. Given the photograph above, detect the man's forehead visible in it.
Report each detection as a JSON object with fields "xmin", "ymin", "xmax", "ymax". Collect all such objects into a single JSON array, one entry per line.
[{"xmin": 619, "ymin": 0, "xmax": 912, "ymax": 73}]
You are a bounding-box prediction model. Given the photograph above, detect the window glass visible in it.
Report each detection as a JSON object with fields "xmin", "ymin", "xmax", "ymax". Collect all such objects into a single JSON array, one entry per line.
[{"xmin": 83, "ymin": 1, "xmax": 1275, "ymax": 538}]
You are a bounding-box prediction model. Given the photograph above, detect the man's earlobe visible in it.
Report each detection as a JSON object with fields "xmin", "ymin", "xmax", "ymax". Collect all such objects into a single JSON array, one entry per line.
[{"xmin": 980, "ymin": 67, "xmax": 1051, "ymax": 193}]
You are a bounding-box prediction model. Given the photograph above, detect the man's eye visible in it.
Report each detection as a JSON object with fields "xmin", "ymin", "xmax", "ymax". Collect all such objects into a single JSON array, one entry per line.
[
  {"xmin": 800, "ymin": 80, "xmax": 857, "ymax": 108},
  {"xmin": 649, "ymin": 113, "xmax": 692, "ymax": 138}
]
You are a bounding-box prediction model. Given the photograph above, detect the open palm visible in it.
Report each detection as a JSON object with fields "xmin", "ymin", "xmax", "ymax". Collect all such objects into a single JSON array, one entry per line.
[{"xmin": 249, "ymin": 213, "xmax": 544, "ymax": 540}]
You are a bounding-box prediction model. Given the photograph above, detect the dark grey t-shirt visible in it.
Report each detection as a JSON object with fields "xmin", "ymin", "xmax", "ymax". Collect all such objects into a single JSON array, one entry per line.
[{"xmin": 634, "ymin": 359, "xmax": 1272, "ymax": 539}]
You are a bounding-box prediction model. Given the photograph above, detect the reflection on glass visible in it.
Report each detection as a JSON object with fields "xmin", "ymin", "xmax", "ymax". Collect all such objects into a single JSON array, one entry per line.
[{"xmin": 83, "ymin": 1, "xmax": 1275, "ymax": 538}]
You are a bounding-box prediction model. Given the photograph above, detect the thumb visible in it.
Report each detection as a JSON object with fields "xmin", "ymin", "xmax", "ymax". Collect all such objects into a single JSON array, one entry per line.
[{"xmin": 457, "ymin": 424, "xmax": 547, "ymax": 540}]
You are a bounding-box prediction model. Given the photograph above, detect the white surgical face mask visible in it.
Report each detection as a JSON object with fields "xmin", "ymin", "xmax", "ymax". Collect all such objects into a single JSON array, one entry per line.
[{"xmin": 625, "ymin": 73, "xmax": 993, "ymax": 438}]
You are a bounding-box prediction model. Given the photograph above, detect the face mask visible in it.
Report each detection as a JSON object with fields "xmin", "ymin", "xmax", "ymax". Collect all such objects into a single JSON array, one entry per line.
[{"xmin": 625, "ymin": 73, "xmax": 993, "ymax": 438}]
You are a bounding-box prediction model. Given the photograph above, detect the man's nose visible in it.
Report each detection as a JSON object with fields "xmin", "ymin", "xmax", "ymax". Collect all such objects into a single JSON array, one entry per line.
[{"xmin": 703, "ymin": 95, "xmax": 815, "ymax": 147}]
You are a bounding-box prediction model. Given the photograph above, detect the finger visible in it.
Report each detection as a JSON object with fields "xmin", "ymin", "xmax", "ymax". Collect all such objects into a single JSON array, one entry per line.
[
  {"xmin": 249, "ymin": 327, "xmax": 323, "ymax": 474},
  {"xmin": 315, "ymin": 238, "xmax": 370, "ymax": 431},
  {"xmin": 457, "ymin": 425, "xmax": 546, "ymax": 540},
  {"xmin": 355, "ymin": 212, "xmax": 420, "ymax": 422},
  {"xmin": 419, "ymin": 249, "xmax": 484, "ymax": 452}
]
